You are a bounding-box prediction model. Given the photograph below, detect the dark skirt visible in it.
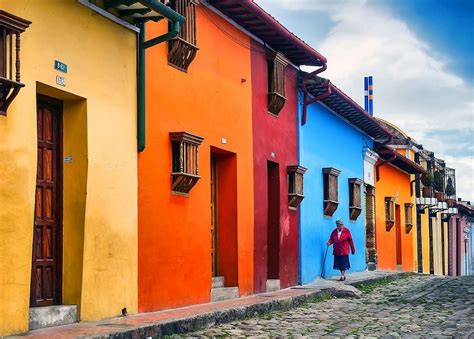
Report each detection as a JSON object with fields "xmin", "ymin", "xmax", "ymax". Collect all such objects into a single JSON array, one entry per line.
[{"xmin": 333, "ymin": 255, "xmax": 350, "ymax": 270}]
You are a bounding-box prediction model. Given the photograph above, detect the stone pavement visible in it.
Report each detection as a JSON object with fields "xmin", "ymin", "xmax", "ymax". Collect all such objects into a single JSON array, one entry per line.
[
  {"xmin": 191, "ymin": 274, "xmax": 474, "ymax": 338},
  {"xmin": 13, "ymin": 270, "xmax": 399, "ymax": 338}
]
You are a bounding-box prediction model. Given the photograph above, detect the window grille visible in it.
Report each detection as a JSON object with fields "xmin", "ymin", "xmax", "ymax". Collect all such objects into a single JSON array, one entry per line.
[
  {"xmin": 170, "ymin": 131, "xmax": 203, "ymax": 194},
  {"xmin": 323, "ymin": 167, "xmax": 340, "ymax": 217}
]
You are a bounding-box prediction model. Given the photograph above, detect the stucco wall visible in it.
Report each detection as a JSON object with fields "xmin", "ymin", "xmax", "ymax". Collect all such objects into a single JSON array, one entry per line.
[
  {"xmin": 138, "ymin": 5, "xmax": 254, "ymax": 312},
  {"xmin": 298, "ymin": 95, "xmax": 372, "ymax": 284},
  {"xmin": 0, "ymin": 1, "xmax": 137, "ymax": 335},
  {"xmin": 375, "ymin": 164, "xmax": 414, "ymax": 272},
  {"xmin": 251, "ymin": 41, "xmax": 299, "ymax": 293}
]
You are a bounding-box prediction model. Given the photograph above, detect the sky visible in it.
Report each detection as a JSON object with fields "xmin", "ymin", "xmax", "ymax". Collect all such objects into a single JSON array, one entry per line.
[{"xmin": 256, "ymin": 0, "xmax": 474, "ymax": 202}]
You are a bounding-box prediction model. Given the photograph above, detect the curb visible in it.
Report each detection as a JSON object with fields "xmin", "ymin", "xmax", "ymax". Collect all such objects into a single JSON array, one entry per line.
[
  {"xmin": 107, "ymin": 289, "xmax": 334, "ymax": 338},
  {"xmin": 94, "ymin": 273, "xmax": 408, "ymax": 338}
]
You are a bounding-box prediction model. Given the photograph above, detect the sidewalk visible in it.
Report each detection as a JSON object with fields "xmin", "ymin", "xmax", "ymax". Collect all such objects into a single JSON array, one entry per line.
[{"xmin": 14, "ymin": 271, "xmax": 403, "ymax": 338}]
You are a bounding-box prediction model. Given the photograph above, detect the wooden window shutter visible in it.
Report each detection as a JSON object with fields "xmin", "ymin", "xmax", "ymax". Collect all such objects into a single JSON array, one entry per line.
[
  {"xmin": 287, "ymin": 165, "xmax": 307, "ymax": 209},
  {"xmin": 168, "ymin": 0, "xmax": 198, "ymax": 71},
  {"xmin": 385, "ymin": 197, "xmax": 395, "ymax": 231},
  {"xmin": 322, "ymin": 167, "xmax": 340, "ymax": 217},
  {"xmin": 349, "ymin": 178, "xmax": 363, "ymax": 221},
  {"xmin": 0, "ymin": 10, "xmax": 31, "ymax": 116},
  {"xmin": 405, "ymin": 203, "xmax": 414, "ymax": 233},
  {"xmin": 267, "ymin": 52, "xmax": 288, "ymax": 115},
  {"xmin": 170, "ymin": 131, "xmax": 204, "ymax": 194}
]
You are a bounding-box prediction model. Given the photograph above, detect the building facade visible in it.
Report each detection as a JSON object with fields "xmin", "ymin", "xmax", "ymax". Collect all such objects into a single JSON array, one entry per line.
[
  {"xmin": 0, "ymin": 0, "xmax": 154, "ymax": 334},
  {"xmin": 246, "ymin": 15, "xmax": 326, "ymax": 292},
  {"xmin": 298, "ymin": 76, "xmax": 391, "ymax": 283},
  {"xmin": 374, "ymin": 142, "xmax": 425, "ymax": 272}
]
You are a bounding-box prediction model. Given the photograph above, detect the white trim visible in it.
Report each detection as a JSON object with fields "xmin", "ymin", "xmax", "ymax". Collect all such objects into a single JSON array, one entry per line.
[
  {"xmin": 77, "ymin": 0, "xmax": 141, "ymax": 33},
  {"xmin": 363, "ymin": 147, "xmax": 379, "ymax": 165}
]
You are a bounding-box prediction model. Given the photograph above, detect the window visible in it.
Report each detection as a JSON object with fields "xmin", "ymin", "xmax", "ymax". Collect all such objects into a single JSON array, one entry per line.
[
  {"xmin": 287, "ymin": 165, "xmax": 307, "ymax": 209},
  {"xmin": 170, "ymin": 131, "xmax": 204, "ymax": 194},
  {"xmin": 348, "ymin": 178, "xmax": 363, "ymax": 221},
  {"xmin": 267, "ymin": 52, "xmax": 288, "ymax": 115},
  {"xmin": 0, "ymin": 10, "xmax": 31, "ymax": 116},
  {"xmin": 385, "ymin": 197, "xmax": 395, "ymax": 230},
  {"xmin": 323, "ymin": 167, "xmax": 340, "ymax": 217},
  {"xmin": 167, "ymin": 0, "xmax": 198, "ymax": 72},
  {"xmin": 405, "ymin": 203, "xmax": 414, "ymax": 233}
]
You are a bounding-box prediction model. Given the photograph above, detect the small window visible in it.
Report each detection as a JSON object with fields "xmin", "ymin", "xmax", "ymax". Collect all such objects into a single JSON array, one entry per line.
[
  {"xmin": 349, "ymin": 178, "xmax": 363, "ymax": 221},
  {"xmin": 267, "ymin": 52, "xmax": 288, "ymax": 115},
  {"xmin": 287, "ymin": 165, "xmax": 307, "ymax": 209},
  {"xmin": 405, "ymin": 203, "xmax": 414, "ymax": 233},
  {"xmin": 385, "ymin": 197, "xmax": 395, "ymax": 230},
  {"xmin": 170, "ymin": 131, "xmax": 204, "ymax": 195},
  {"xmin": 323, "ymin": 167, "xmax": 340, "ymax": 217},
  {"xmin": 168, "ymin": 0, "xmax": 198, "ymax": 72}
]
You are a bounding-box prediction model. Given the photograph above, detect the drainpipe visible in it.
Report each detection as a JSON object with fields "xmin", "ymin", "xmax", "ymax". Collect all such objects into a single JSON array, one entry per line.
[
  {"xmin": 375, "ymin": 148, "xmax": 397, "ymax": 181},
  {"xmin": 138, "ymin": 6, "xmax": 185, "ymax": 152},
  {"xmin": 301, "ymin": 64, "xmax": 328, "ymax": 125}
]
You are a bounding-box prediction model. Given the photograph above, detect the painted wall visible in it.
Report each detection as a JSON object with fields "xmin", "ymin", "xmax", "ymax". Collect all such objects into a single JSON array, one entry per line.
[
  {"xmin": 138, "ymin": 5, "xmax": 254, "ymax": 312},
  {"xmin": 419, "ymin": 211, "xmax": 431, "ymax": 273},
  {"xmin": 449, "ymin": 215, "xmax": 469, "ymax": 276},
  {"xmin": 251, "ymin": 42, "xmax": 299, "ymax": 293},
  {"xmin": 298, "ymin": 95, "xmax": 371, "ymax": 284},
  {"xmin": 0, "ymin": 1, "xmax": 137, "ymax": 335},
  {"xmin": 375, "ymin": 164, "xmax": 414, "ymax": 272}
]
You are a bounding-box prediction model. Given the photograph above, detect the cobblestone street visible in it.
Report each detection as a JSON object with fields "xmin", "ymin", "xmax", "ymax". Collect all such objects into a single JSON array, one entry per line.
[{"xmin": 191, "ymin": 275, "xmax": 474, "ymax": 337}]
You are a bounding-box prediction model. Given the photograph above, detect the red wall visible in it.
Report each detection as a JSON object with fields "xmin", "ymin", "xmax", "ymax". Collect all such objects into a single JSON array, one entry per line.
[{"xmin": 251, "ymin": 40, "xmax": 299, "ymax": 292}]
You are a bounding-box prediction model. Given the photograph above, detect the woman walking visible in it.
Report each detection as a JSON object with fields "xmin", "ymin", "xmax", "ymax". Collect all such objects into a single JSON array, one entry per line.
[{"xmin": 326, "ymin": 220, "xmax": 355, "ymax": 281}]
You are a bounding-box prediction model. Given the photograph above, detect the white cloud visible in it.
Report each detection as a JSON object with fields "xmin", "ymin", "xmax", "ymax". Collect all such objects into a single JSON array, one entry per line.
[{"xmin": 257, "ymin": 0, "xmax": 474, "ymax": 202}]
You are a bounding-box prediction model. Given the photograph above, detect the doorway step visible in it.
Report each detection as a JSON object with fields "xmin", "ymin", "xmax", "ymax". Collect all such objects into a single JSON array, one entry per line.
[
  {"xmin": 211, "ymin": 276, "xmax": 239, "ymax": 302},
  {"xmin": 29, "ymin": 305, "xmax": 77, "ymax": 330},
  {"xmin": 266, "ymin": 279, "xmax": 281, "ymax": 292}
]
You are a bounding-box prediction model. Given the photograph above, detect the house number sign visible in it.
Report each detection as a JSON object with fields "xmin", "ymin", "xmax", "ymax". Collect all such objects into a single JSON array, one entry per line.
[
  {"xmin": 54, "ymin": 60, "xmax": 68, "ymax": 73},
  {"xmin": 56, "ymin": 76, "xmax": 66, "ymax": 87}
]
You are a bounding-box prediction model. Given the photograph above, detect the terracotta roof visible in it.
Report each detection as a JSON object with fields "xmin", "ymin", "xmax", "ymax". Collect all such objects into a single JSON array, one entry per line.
[
  {"xmin": 456, "ymin": 201, "xmax": 474, "ymax": 216},
  {"xmin": 206, "ymin": 0, "xmax": 326, "ymax": 66},
  {"xmin": 304, "ymin": 75, "xmax": 393, "ymax": 141},
  {"xmin": 376, "ymin": 145, "xmax": 427, "ymax": 175},
  {"xmin": 375, "ymin": 118, "xmax": 421, "ymax": 148}
]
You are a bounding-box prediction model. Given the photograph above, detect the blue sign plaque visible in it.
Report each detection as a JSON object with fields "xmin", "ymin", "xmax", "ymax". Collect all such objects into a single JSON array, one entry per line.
[{"xmin": 54, "ymin": 60, "xmax": 68, "ymax": 73}]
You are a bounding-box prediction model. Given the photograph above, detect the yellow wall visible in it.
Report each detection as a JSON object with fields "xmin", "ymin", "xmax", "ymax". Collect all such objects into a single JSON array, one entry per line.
[
  {"xmin": 421, "ymin": 212, "xmax": 431, "ymax": 274},
  {"xmin": 0, "ymin": 0, "xmax": 137, "ymax": 335}
]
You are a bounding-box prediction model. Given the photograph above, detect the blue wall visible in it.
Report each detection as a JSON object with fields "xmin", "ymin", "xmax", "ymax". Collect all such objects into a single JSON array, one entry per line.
[{"xmin": 298, "ymin": 91, "xmax": 373, "ymax": 284}]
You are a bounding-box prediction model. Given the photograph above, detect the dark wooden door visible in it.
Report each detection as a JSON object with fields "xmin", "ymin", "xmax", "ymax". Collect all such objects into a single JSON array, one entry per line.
[
  {"xmin": 267, "ymin": 161, "xmax": 280, "ymax": 279},
  {"xmin": 441, "ymin": 221, "xmax": 446, "ymax": 275},
  {"xmin": 210, "ymin": 156, "xmax": 218, "ymax": 277},
  {"xmin": 31, "ymin": 96, "xmax": 62, "ymax": 307},
  {"xmin": 395, "ymin": 205, "xmax": 402, "ymax": 265},
  {"xmin": 456, "ymin": 218, "xmax": 460, "ymax": 275},
  {"xmin": 429, "ymin": 216, "xmax": 434, "ymax": 274}
]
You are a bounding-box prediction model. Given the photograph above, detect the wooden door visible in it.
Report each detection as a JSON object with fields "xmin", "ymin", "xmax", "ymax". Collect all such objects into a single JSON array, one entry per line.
[
  {"xmin": 267, "ymin": 161, "xmax": 280, "ymax": 279},
  {"xmin": 210, "ymin": 156, "xmax": 218, "ymax": 277},
  {"xmin": 441, "ymin": 221, "xmax": 446, "ymax": 275},
  {"xmin": 429, "ymin": 216, "xmax": 434, "ymax": 274},
  {"xmin": 395, "ymin": 204, "xmax": 402, "ymax": 265},
  {"xmin": 31, "ymin": 96, "xmax": 62, "ymax": 307}
]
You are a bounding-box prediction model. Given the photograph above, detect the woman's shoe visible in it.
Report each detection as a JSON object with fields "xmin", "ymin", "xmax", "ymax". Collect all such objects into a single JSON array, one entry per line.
[{"xmin": 338, "ymin": 277, "xmax": 344, "ymax": 281}]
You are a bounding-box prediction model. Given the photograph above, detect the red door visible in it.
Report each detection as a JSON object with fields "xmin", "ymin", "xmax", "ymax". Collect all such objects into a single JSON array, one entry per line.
[
  {"xmin": 395, "ymin": 204, "xmax": 402, "ymax": 266},
  {"xmin": 31, "ymin": 96, "xmax": 62, "ymax": 307}
]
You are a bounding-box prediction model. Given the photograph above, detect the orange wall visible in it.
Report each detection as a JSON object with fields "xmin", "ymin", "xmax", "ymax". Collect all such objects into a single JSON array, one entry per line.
[
  {"xmin": 138, "ymin": 6, "xmax": 254, "ymax": 312},
  {"xmin": 375, "ymin": 163, "xmax": 414, "ymax": 271}
]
